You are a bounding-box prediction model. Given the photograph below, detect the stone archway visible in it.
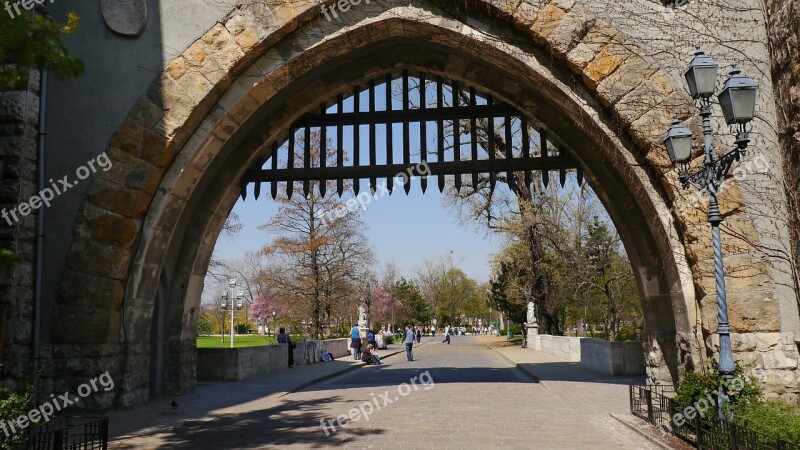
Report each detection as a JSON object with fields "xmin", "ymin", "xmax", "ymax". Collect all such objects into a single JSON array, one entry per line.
[{"xmin": 52, "ymin": 1, "xmax": 793, "ymax": 408}]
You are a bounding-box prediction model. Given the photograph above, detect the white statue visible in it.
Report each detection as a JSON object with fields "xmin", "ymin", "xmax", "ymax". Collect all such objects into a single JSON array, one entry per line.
[
  {"xmin": 527, "ymin": 301, "xmax": 537, "ymax": 325},
  {"xmin": 357, "ymin": 306, "xmax": 367, "ymax": 328}
]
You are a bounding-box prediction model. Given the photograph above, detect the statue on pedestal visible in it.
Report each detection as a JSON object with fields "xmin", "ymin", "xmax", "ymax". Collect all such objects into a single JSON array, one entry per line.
[
  {"xmin": 527, "ymin": 301, "xmax": 537, "ymax": 326},
  {"xmin": 357, "ymin": 305, "xmax": 367, "ymax": 328}
]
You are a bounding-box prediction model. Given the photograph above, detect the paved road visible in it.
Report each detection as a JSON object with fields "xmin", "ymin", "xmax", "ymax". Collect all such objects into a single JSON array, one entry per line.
[{"xmin": 119, "ymin": 336, "xmax": 658, "ymax": 449}]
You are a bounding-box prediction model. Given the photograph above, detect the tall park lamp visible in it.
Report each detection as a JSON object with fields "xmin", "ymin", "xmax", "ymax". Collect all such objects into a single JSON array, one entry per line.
[
  {"xmin": 220, "ymin": 278, "xmax": 245, "ymax": 349},
  {"xmin": 663, "ymin": 45, "xmax": 758, "ymax": 413},
  {"xmin": 365, "ymin": 282, "xmax": 372, "ymax": 330}
]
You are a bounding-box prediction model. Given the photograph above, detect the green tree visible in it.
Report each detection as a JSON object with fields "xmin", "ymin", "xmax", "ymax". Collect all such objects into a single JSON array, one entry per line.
[
  {"xmin": 579, "ymin": 219, "xmax": 639, "ymax": 341},
  {"xmin": 391, "ymin": 278, "xmax": 431, "ymax": 326},
  {"xmin": 437, "ymin": 268, "xmax": 484, "ymax": 324},
  {"xmin": 488, "ymin": 258, "xmax": 527, "ymax": 324},
  {"xmin": 0, "ymin": 11, "xmax": 84, "ymax": 90}
]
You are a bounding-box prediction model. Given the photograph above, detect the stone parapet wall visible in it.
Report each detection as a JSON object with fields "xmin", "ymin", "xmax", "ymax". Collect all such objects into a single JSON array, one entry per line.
[
  {"xmin": 197, "ymin": 338, "xmax": 353, "ymax": 382},
  {"xmin": 580, "ymin": 338, "xmax": 645, "ymax": 376},
  {"xmin": 530, "ymin": 335, "xmax": 582, "ymax": 362}
]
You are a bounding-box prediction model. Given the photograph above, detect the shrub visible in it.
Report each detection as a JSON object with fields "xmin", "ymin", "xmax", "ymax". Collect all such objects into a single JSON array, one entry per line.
[
  {"xmin": 385, "ymin": 336, "xmax": 394, "ymax": 345},
  {"xmin": 196, "ymin": 314, "xmax": 214, "ymax": 336},
  {"xmin": 615, "ymin": 324, "xmax": 641, "ymax": 341},
  {"xmin": 731, "ymin": 399, "xmax": 800, "ymax": 443},
  {"xmin": 0, "ymin": 373, "xmax": 36, "ymax": 450},
  {"xmin": 675, "ymin": 361, "xmax": 761, "ymax": 416}
]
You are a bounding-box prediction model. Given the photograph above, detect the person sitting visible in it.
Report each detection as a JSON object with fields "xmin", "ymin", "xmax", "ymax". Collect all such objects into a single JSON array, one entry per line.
[{"xmin": 362, "ymin": 343, "xmax": 382, "ymax": 365}]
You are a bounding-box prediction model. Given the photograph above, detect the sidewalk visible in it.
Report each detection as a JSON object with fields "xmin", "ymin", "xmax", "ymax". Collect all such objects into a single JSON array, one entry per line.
[
  {"xmin": 479, "ymin": 335, "xmax": 689, "ymax": 449},
  {"xmin": 479, "ymin": 335, "xmax": 644, "ymax": 415},
  {"xmin": 108, "ymin": 338, "xmax": 431, "ymax": 444}
]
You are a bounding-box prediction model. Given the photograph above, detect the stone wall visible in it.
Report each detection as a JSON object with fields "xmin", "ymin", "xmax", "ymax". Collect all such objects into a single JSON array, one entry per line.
[
  {"xmin": 580, "ymin": 339, "xmax": 646, "ymax": 375},
  {"xmin": 530, "ymin": 335, "xmax": 582, "ymax": 362},
  {"xmin": 0, "ymin": 71, "xmax": 40, "ymax": 380},
  {"xmin": 197, "ymin": 344, "xmax": 288, "ymax": 381},
  {"xmin": 530, "ymin": 335, "xmax": 646, "ymax": 375},
  {"xmin": 197, "ymin": 338, "xmax": 352, "ymax": 381},
  {"xmin": 760, "ymin": 0, "xmax": 800, "ymax": 402}
]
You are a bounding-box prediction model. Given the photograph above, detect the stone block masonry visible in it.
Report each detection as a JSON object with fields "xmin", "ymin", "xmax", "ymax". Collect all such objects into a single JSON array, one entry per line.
[{"xmin": 0, "ymin": 70, "xmax": 39, "ymax": 381}]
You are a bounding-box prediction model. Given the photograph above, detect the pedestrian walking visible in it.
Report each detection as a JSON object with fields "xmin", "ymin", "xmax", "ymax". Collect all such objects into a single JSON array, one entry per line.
[
  {"xmin": 277, "ymin": 327, "xmax": 295, "ymax": 368},
  {"xmin": 442, "ymin": 325, "xmax": 451, "ymax": 345},
  {"xmin": 351, "ymin": 325, "xmax": 362, "ymax": 360},
  {"xmin": 415, "ymin": 327, "xmax": 421, "ymax": 344},
  {"xmin": 522, "ymin": 322, "xmax": 528, "ymax": 348},
  {"xmin": 404, "ymin": 325, "xmax": 415, "ymax": 361}
]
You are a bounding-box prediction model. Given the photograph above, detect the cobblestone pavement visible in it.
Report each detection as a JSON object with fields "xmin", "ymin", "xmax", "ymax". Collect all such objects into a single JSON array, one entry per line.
[{"xmin": 110, "ymin": 336, "xmax": 660, "ymax": 449}]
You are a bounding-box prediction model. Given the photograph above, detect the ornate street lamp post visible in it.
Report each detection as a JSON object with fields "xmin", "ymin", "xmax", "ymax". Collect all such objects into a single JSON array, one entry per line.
[
  {"xmin": 220, "ymin": 278, "xmax": 244, "ymax": 349},
  {"xmin": 664, "ymin": 45, "xmax": 758, "ymax": 413},
  {"xmin": 365, "ymin": 282, "xmax": 372, "ymax": 330}
]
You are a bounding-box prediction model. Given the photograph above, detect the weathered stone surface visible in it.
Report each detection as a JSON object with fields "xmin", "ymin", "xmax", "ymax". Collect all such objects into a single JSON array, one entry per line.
[
  {"xmin": 59, "ymin": 270, "xmax": 125, "ymax": 310},
  {"xmin": 529, "ymin": 4, "xmax": 567, "ymax": 44},
  {"xmin": 52, "ymin": 305, "xmax": 120, "ymax": 345},
  {"xmin": 0, "ymin": 136, "xmax": 36, "ymax": 159},
  {"xmin": 545, "ymin": 4, "xmax": 592, "ymax": 55},
  {"xmin": 201, "ymin": 24, "xmax": 246, "ymax": 75},
  {"xmin": 128, "ymin": 97, "xmax": 163, "ymax": 130},
  {"xmin": 0, "ymin": 91, "xmax": 37, "ymax": 125},
  {"xmin": 86, "ymin": 179, "xmax": 152, "ymax": 219},
  {"xmin": 147, "ymin": 74, "xmax": 194, "ymax": 139},
  {"xmin": 224, "ymin": 3, "xmax": 279, "ymax": 52},
  {"xmin": 74, "ymin": 202, "xmax": 141, "ymax": 249},
  {"xmin": 727, "ymin": 293, "xmax": 782, "ymax": 333},
  {"xmin": 97, "ymin": 147, "xmax": 163, "ymax": 194},
  {"xmin": 66, "ymin": 238, "xmax": 131, "ymax": 281},
  {"xmin": 108, "ymin": 120, "xmax": 143, "ymax": 156},
  {"xmin": 596, "ymin": 56, "xmax": 655, "ymax": 107},
  {"xmin": 583, "ymin": 47, "xmax": 622, "ymax": 88},
  {"xmin": 139, "ymin": 130, "xmax": 176, "ymax": 169}
]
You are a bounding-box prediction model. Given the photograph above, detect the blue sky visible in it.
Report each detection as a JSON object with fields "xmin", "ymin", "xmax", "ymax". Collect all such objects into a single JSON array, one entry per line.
[{"xmin": 214, "ymin": 181, "xmax": 502, "ymax": 282}]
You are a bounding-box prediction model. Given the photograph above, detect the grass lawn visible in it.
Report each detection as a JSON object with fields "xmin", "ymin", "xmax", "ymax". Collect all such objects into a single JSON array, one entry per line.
[{"xmin": 197, "ymin": 335, "xmax": 277, "ymax": 348}]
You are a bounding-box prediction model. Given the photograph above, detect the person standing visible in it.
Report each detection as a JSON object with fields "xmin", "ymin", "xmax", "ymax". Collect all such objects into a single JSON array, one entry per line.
[
  {"xmin": 404, "ymin": 325, "xmax": 415, "ymax": 361},
  {"xmin": 415, "ymin": 327, "xmax": 421, "ymax": 344},
  {"xmin": 351, "ymin": 325, "xmax": 362, "ymax": 360},
  {"xmin": 521, "ymin": 322, "xmax": 528, "ymax": 348},
  {"xmin": 277, "ymin": 327, "xmax": 295, "ymax": 368},
  {"xmin": 367, "ymin": 329, "xmax": 375, "ymax": 347},
  {"xmin": 442, "ymin": 325, "xmax": 451, "ymax": 345}
]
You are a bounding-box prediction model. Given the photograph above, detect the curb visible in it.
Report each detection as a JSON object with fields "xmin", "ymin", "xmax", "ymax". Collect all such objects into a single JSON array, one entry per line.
[
  {"xmin": 609, "ymin": 413, "xmax": 694, "ymax": 450},
  {"xmin": 483, "ymin": 343, "xmax": 540, "ymax": 383}
]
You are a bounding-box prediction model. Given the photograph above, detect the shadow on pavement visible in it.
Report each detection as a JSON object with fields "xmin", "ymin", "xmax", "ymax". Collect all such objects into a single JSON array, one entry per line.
[
  {"xmin": 517, "ymin": 361, "xmax": 646, "ymax": 385},
  {"xmin": 110, "ymin": 396, "xmax": 382, "ymax": 450},
  {"xmin": 300, "ymin": 365, "xmax": 532, "ymax": 392}
]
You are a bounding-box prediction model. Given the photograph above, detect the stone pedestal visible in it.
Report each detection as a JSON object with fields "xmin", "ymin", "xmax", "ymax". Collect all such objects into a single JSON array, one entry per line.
[{"xmin": 526, "ymin": 325, "xmax": 539, "ymax": 349}]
